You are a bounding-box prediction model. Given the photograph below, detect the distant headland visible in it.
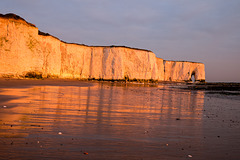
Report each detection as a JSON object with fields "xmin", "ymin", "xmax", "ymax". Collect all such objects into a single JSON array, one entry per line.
[{"xmin": 0, "ymin": 13, "xmax": 205, "ymax": 82}]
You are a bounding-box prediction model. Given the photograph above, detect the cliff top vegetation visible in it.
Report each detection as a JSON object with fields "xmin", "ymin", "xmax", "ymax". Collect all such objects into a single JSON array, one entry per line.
[{"xmin": 0, "ymin": 13, "xmax": 36, "ymax": 27}]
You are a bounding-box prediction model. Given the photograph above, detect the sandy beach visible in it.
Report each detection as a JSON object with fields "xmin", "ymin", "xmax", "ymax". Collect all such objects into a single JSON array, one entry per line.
[{"xmin": 0, "ymin": 79, "xmax": 239, "ymax": 160}]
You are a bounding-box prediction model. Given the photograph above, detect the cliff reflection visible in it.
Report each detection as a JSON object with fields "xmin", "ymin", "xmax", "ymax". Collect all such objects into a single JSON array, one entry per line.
[{"xmin": 0, "ymin": 82, "xmax": 204, "ymax": 140}]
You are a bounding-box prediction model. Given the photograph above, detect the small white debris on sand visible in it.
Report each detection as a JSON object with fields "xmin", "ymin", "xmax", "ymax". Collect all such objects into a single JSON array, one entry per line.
[
  {"xmin": 188, "ymin": 155, "xmax": 193, "ymax": 158},
  {"xmin": 58, "ymin": 132, "xmax": 62, "ymax": 135}
]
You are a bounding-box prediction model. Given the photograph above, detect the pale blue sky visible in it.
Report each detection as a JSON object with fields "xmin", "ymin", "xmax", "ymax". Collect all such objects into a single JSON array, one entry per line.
[{"xmin": 1, "ymin": 0, "xmax": 240, "ymax": 82}]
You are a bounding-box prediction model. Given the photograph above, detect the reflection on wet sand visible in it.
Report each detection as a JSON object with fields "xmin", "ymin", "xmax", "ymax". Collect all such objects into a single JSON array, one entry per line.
[
  {"xmin": 1, "ymin": 83, "xmax": 204, "ymax": 131},
  {"xmin": 0, "ymin": 82, "xmax": 206, "ymax": 159}
]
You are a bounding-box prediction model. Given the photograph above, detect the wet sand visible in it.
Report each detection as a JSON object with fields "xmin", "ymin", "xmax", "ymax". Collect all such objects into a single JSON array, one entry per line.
[{"xmin": 0, "ymin": 79, "xmax": 239, "ymax": 160}]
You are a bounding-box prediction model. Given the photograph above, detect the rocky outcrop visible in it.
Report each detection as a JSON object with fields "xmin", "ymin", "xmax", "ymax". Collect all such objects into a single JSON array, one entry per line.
[{"xmin": 0, "ymin": 13, "xmax": 205, "ymax": 82}]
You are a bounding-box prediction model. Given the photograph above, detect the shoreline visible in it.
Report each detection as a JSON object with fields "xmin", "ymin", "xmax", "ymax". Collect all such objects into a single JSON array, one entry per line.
[{"xmin": 0, "ymin": 77, "xmax": 239, "ymax": 87}]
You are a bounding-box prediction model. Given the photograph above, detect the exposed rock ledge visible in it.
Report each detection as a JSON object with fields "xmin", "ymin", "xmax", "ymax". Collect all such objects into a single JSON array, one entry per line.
[{"xmin": 0, "ymin": 13, "xmax": 205, "ymax": 82}]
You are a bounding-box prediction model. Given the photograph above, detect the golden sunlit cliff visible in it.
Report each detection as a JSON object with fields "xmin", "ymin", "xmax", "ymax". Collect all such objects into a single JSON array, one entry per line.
[{"xmin": 0, "ymin": 13, "xmax": 205, "ymax": 82}]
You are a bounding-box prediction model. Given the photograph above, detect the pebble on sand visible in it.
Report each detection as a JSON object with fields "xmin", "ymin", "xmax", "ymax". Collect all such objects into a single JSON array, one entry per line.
[{"xmin": 188, "ymin": 155, "xmax": 193, "ymax": 158}]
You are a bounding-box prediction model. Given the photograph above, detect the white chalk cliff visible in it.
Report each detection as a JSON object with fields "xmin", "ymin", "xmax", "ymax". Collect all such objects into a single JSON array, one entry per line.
[{"xmin": 0, "ymin": 14, "xmax": 205, "ymax": 82}]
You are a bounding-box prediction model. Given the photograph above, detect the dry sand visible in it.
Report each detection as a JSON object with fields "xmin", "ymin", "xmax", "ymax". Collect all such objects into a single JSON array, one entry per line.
[{"xmin": 0, "ymin": 79, "xmax": 239, "ymax": 160}]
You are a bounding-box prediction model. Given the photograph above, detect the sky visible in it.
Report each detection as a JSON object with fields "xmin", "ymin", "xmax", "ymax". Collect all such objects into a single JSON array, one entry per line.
[{"xmin": 1, "ymin": 0, "xmax": 240, "ymax": 82}]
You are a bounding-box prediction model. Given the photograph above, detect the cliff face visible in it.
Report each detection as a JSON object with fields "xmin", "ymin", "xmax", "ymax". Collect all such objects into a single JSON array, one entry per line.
[
  {"xmin": 0, "ymin": 14, "xmax": 205, "ymax": 82},
  {"xmin": 164, "ymin": 61, "xmax": 205, "ymax": 82}
]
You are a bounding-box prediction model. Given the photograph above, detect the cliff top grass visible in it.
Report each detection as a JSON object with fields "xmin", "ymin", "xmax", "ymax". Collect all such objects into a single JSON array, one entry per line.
[
  {"xmin": 164, "ymin": 60, "xmax": 204, "ymax": 64},
  {"xmin": 0, "ymin": 13, "xmax": 36, "ymax": 27}
]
